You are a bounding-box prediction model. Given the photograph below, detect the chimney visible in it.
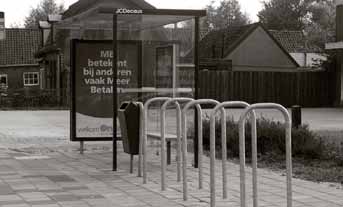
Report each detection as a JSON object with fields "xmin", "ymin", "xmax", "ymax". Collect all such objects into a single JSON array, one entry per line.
[{"xmin": 0, "ymin": 12, "xmax": 5, "ymax": 40}]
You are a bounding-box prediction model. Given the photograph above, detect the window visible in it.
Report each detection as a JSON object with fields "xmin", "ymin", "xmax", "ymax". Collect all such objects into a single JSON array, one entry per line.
[
  {"xmin": 23, "ymin": 72, "xmax": 39, "ymax": 86},
  {"xmin": 0, "ymin": 74, "xmax": 7, "ymax": 88}
]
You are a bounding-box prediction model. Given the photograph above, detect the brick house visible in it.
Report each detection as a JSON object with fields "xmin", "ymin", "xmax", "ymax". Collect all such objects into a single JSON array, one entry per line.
[
  {"xmin": 0, "ymin": 29, "xmax": 42, "ymax": 93},
  {"xmin": 270, "ymin": 30, "xmax": 327, "ymax": 67},
  {"xmin": 198, "ymin": 23, "xmax": 300, "ymax": 72}
]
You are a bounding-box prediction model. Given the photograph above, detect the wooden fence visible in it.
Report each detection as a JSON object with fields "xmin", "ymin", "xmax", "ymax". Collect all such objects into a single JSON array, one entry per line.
[{"xmin": 198, "ymin": 70, "xmax": 335, "ymax": 107}]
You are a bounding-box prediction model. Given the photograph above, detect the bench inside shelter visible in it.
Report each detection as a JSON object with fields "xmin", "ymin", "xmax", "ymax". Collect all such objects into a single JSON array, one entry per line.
[{"xmin": 147, "ymin": 132, "xmax": 177, "ymax": 165}]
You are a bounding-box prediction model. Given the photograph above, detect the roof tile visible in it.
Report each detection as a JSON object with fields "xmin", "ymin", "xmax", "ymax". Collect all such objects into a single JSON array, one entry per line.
[
  {"xmin": 269, "ymin": 30, "xmax": 322, "ymax": 53},
  {"xmin": 0, "ymin": 29, "xmax": 41, "ymax": 66},
  {"xmin": 199, "ymin": 23, "xmax": 258, "ymax": 59}
]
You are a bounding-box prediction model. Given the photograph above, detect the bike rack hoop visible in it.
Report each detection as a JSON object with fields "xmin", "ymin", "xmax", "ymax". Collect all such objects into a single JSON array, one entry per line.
[
  {"xmin": 209, "ymin": 101, "xmax": 256, "ymax": 207},
  {"xmin": 181, "ymin": 99, "xmax": 220, "ymax": 201},
  {"xmin": 238, "ymin": 103, "xmax": 292, "ymax": 207},
  {"xmin": 159, "ymin": 97, "xmax": 194, "ymax": 190},
  {"xmin": 142, "ymin": 97, "xmax": 171, "ymax": 184}
]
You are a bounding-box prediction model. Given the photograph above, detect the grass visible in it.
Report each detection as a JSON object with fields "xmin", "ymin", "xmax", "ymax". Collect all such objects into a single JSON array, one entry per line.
[{"xmin": 257, "ymin": 153, "xmax": 343, "ymax": 185}]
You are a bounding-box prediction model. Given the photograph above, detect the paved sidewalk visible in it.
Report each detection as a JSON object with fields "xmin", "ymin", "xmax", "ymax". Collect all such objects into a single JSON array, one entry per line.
[{"xmin": 0, "ymin": 142, "xmax": 342, "ymax": 207}]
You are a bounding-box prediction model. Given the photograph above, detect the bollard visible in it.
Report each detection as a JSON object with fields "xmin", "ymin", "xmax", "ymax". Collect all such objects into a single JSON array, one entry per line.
[
  {"xmin": 142, "ymin": 97, "xmax": 171, "ymax": 184},
  {"xmin": 238, "ymin": 103, "xmax": 292, "ymax": 207},
  {"xmin": 80, "ymin": 141, "xmax": 84, "ymax": 155},
  {"xmin": 209, "ymin": 101, "xmax": 256, "ymax": 207},
  {"xmin": 181, "ymin": 99, "xmax": 220, "ymax": 201},
  {"xmin": 160, "ymin": 98, "xmax": 194, "ymax": 191},
  {"xmin": 291, "ymin": 105, "xmax": 301, "ymax": 128},
  {"xmin": 130, "ymin": 154, "xmax": 134, "ymax": 174}
]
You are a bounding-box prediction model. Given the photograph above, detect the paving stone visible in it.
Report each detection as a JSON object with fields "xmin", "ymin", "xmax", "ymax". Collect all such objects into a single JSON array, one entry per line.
[
  {"xmin": 50, "ymin": 193, "xmax": 79, "ymax": 202},
  {"xmin": 58, "ymin": 200, "xmax": 91, "ymax": 207},
  {"xmin": 28, "ymin": 200, "xmax": 58, "ymax": 205},
  {"xmin": 0, "ymin": 184, "xmax": 14, "ymax": 195},
  {"xmin": 0, "ymin": 195, "xmax": 23, "ymax": 202},
  {"xmin": 1, "ymin": 204, "xmax": 31, "ymax": 207},
  {"xmin": 46, "ymin": 175, "xmax": 76, "ymax": 183},
  {"xmin": 18, "ymin": 192, "xmax": 51, "ymax": 202},
  {"xmin": 31, "ymin": 205, "xmax": 60, "ymax": 207},
  {"xmin": 0, "ymin": 201, "xmax": 27, "ymax": 206}
]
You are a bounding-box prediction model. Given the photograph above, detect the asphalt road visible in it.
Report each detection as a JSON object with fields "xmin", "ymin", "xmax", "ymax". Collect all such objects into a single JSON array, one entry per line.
[{"xmin": 0, "ymin": 108, "xmax": 342, "ymax": 147}]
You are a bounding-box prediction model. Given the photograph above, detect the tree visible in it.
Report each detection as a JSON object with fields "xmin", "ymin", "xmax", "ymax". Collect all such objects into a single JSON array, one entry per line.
[
  {"xmin": 258, "ymin": 0, "xmax": 314, "ymax": 30},
  {"xmin": 203, "ymin": 0, "xmax": 250, "ymax": 30},
  {"xmin": 258, "ymin": 0, "xmax": 337, "ymax": 48},
  {"xmin": 24, "ymin": 0, "xmax": 64, "ymax": 28},
  {"xmin": 9, "ymin": 22, "xmax": 22, "ymax": 28},
  {"xmin": 306, "ymin": 0, "xmax": 336, "ymax": 48}
]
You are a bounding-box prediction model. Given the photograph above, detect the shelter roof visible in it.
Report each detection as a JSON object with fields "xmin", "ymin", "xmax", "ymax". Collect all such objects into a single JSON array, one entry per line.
[
  {"xmin": 57, "ymin": 6, "xmax": 206, "ymax": 31},
  {"xmin": 63, "ymin": 0, "xmax": 155, "ymax": 19}
]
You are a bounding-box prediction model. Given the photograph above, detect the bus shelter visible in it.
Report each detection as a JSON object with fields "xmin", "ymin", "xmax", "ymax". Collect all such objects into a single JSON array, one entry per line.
[{"xmin": 57, "ymin": 6, "xmax": 206, "ymax": 170}]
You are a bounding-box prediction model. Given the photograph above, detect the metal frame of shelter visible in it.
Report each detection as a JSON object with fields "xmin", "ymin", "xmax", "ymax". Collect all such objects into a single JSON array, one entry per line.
[{"xmin": 59, "ymin": 7, "xmax": 207, "ymax": 171}]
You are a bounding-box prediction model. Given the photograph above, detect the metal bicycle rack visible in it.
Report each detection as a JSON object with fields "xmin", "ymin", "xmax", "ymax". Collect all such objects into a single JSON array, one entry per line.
[
  {"xmin": 160, "ymin": 97, "xmax": 198, "ymax": 191},
  {"xmin": 139, "ymin": 99, "xmax": 292, "ymax": 207},
  {"xmin": 209, "ymin": 101, "xmax": 256, "ymax": 207},
  {"xmin": 136, "ymin": 102, "xmax": 144, "ymax": 178},
  {"xmin": 142, "ymin": 97, "xmax": 171, "ymax": 184},
  {"xmin": 181, "ymin": 99, "xmax": 220, "ymax": 201},
  {"xmin": 238, "ymin": 103, "xmax": 292, "ymax": 207}
]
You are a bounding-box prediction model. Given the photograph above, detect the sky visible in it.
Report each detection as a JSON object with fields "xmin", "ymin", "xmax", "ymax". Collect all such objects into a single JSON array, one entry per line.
[{"xmin": 1, "ymin": 0, "xmax": 264, "ymax": 27}]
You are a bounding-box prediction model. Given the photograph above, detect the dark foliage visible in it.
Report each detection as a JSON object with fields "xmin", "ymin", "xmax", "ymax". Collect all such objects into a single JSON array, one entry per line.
[{"xmin": 201, "ymin": 115, "xmax": 339, "ymax": 162}]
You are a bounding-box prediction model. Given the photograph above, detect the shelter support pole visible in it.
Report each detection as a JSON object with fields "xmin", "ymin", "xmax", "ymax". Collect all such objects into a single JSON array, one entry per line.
[
  {"xmin": 337, "ymin": 5, "xmax": 343, "ymax": 106},
  {"xmin": 112, "ymin": 14, "xmax": 118, "ymax": 171},
  {"xmin": 193, "ymin": 16, "xmax": 200, "ymax": 168}
]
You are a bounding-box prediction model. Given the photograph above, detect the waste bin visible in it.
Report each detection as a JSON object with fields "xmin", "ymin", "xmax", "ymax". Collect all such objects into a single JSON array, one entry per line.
[{"xmin": 118, "ymin": 101, "xmax": 141, "ymax": 155}]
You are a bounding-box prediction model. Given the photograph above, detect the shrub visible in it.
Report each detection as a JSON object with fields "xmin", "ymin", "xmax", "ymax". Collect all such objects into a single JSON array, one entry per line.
[{"xmin": 200, "ymin": 115, "xmax": 325, "ymax": 160}]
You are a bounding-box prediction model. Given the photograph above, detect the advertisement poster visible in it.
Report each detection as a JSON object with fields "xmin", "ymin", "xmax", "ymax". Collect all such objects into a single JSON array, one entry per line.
[
  {"xmin": 71, "ymin": 40, "xmax": 141, "ymax": 141},
  {"xmin": 156, "ymin": 45, "xmax": 174, "ymax": 88}
]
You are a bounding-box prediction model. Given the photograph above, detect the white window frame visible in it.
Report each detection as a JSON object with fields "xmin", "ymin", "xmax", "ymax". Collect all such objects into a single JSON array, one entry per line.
[
  {"xmin": 23, "ymin": 72, "xmax": 39, "ymax": 86},
  {"xmin": 0, "ymin": 74, "xmax": 8, "ymax": 88}
]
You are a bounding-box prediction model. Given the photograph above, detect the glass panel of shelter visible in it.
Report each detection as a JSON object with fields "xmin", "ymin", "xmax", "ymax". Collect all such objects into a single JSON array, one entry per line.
[
  {"xmin": 116, "ymin": 15, "xmax": 195, "ymax": 133},
  {"xmin": 61, "ymin": 13, "xmax": 196, "ymax": 105},
  {"xmin": 117, "ymin": 15, "xmax": 195, "ymax": 99}
]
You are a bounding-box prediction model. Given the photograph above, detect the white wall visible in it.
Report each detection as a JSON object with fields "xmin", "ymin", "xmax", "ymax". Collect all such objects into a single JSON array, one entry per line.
[
  {"xmin": 290, "ymin": 53, "xmax": 305, "ymax": 67},
  {"xmin": 290, "ymin": 53, "xmax": 327, "ymax": 67},
  {"xmin": 227, "ymin": 27, "xmax": 298, "ymax": 71},
  {"xmin": 307, "ymin": 53, "xmax": 327, "ymax": 67}
]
